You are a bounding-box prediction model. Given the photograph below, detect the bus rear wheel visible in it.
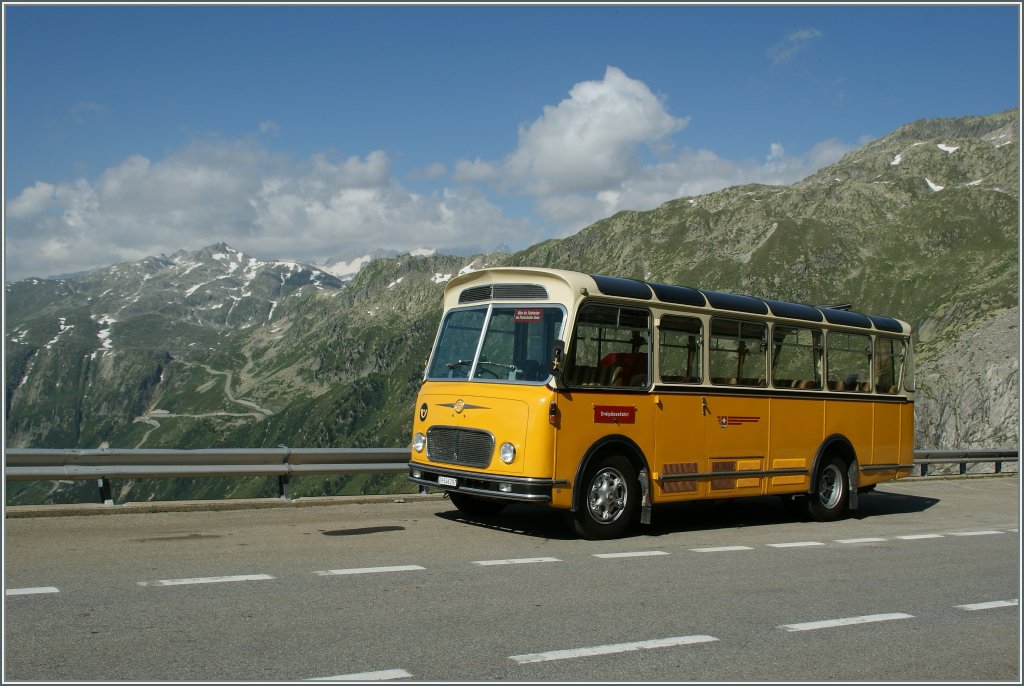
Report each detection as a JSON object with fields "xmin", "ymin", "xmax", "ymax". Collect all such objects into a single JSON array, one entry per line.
[
  {"xmin": 573, "ymin": 454, "xmax": 638, "ymax": 539},
  {"xmin": 448, "ymin": 492, "xmax": 507, "ymax": 516},
  {"xmin": 806, "ymin": 456, "xmax": 849, "ymax": 521}
]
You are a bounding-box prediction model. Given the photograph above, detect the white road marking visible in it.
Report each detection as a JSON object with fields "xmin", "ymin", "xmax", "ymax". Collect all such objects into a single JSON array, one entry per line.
[
  {"xmin": 949, "ymin": 530, "xmax": 1004, "ymax": 537},
  {"xmin": 510, "ymin": 634, "xmax": 718, "ymax": 664},
  {"xmin": 308, "ymin": 669, "xmax": 412, "ymax": 681},
  {"xmin": 314, "ymin": 565, "xmax": 425, "ymax": 576},
  {"xmin": 956, "ymin": 599, "xmax": 1019, "ymax": 611},
  {"xmin": 835, "ymin": 537, "xmax": 888, "ymax": 544},
  {"xmin": 473, "ymin": 557, "xmax": 560, "ymax": 566},
  {"xmin": 593, "ymin": 551, "xmax": 669, "ymax": 559},
  {"xmin": 137, "ymin": 574, "xmax": 274, "ymax": 587},
  {"xmin": 689, "ymin": 545, "xmax": 753, "ymax": 553},
  {"xmin": 6, "ymin": 586, "xmax": 59, "ymax": 596},
  {"xmin": 896, "ymin": 533, "xmax": 944, "ymax": 540},
  {"xmin": 767, "ymin": 541, "xmax": 825, "ymax": 548},
  {"xmin": 779, "ymin": 612, "xmax": 914, "ymax": 632}
]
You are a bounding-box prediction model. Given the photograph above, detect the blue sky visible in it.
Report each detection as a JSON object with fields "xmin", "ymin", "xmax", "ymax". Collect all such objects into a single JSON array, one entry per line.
[{"xmin": 3, "ymin": 3, "xmax": 1020, "ymax": 281}]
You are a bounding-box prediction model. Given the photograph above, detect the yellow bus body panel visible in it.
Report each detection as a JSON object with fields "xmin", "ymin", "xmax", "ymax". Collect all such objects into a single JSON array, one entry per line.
[{"xmin": 411, "ymin": 381, "xmax": 556, "ymax": 479}]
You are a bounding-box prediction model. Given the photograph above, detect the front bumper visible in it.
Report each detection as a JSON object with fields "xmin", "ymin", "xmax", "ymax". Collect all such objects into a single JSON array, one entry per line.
[{"xmin": 407, "ymin": 462, "xmax": 558, "ymax": 502}]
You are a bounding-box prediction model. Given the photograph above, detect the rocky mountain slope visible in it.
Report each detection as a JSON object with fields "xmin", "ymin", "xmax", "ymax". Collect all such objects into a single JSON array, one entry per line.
[{"xmin": 5, "ymin": 109, "xmax": 1018, "ymax": 504}]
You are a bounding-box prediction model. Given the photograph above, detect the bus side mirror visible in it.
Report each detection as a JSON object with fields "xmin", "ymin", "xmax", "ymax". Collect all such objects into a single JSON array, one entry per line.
[{"xmin": 551, "ymin": 340, "xmax": 565, "ymax": 379}]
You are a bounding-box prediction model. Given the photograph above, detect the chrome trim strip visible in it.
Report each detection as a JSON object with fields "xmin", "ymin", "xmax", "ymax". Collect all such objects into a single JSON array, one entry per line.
[
  {"xmin": 408, "ymin": 461, "xmax": 558, "ymax": 485},
  {"xmin": 408, "ymin": 476, "xmax": 551, "ymax": 502},
  {"xmin": 658, "ymin": 467, "xmax": 808, "ymax": 482}
]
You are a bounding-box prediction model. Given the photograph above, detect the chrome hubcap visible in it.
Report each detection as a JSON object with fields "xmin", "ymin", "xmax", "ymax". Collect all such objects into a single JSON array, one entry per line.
[
  {"xmin": 818, "ymin": 464, "xmax": 843, "ymax": 509},
  {"xmin": 587, "ymin": 467, "xmax": 627, "ymax": 523}
]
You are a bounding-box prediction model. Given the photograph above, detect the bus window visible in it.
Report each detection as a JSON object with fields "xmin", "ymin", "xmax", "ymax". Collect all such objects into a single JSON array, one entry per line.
[
  {"xmin": 564, "ymin": 303, "xmax": 650, "ymax": 388},
  {"xmin": 827, "ymin": 331, "xmax": 872, "ymax": 392},
  {"xmin": 710, "ymin": 318, "xmax": 767, "ymax": 386},
  {"xmin": 426, "ymin": 307, "xmax": 487, "ymax": 380},
  {"xmin": 659, "ymin": 315, "xmax": 702, "ymax": 383},
  {"xmin": 478, "ymin": 307, "xmax": 565, "ymax": 382},
  {"xmin": 772, "ymin": 325, "xmax": 823, "ymax": 389},
  {"xmin": 874, "ymin": 337, "xmax": 906, "ymax": 394},
  {"xmin": 425, "ymin": 306, "xmax": 564, "ymax": 382}
]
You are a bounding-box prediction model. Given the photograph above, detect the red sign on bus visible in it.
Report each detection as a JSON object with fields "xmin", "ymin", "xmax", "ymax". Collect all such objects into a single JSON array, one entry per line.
[
  {"xmin": 594, "ymin": 406, "xmax": 636, "ymax": 424},
  {"xmin": 514, "ymin": 308, "xmax": 543, "ymax": 322}
]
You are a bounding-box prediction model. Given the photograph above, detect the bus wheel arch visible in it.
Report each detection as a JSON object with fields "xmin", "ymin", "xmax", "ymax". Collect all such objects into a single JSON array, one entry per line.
[
  {"xmin": 807, "ymin": 435, "xmax": 857, "ymax": 521},
  {"xmin": 570, "ymin": 436, "xmax": 649, "ymax": 539}
]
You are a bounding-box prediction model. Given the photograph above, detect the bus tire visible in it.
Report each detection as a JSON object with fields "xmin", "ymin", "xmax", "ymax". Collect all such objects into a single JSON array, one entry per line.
[
  {"xmin": 573, "ymin": 454, "xmax": 638, "ymax": 539},
  {"xmin": 448, "ymin": 492, "xmax": 506, "ymax": 516},
  {"xmin": 806, "ymin": 455, "xmax": 849, "ymax": 522}
]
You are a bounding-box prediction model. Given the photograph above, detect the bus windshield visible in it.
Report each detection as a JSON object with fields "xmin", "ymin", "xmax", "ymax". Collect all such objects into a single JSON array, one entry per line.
[{"xmin": 426, "ymin": 305, "xmax": 565, "ymax": 383}]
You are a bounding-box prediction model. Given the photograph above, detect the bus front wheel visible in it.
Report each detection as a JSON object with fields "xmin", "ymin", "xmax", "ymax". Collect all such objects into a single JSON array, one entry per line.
[
  {"xmin": 806, "ymin": 456, "xmax": 849, "ymax": 521},
  {"xmin": 573, "ymin": 454, "xmax": 638, "ymax": 539}
]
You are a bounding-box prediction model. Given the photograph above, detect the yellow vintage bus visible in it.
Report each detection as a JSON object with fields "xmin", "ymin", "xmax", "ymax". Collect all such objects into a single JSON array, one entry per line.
[{"xmin": 408, "ymin": 267, "xmax": 914, "ymax": 539}]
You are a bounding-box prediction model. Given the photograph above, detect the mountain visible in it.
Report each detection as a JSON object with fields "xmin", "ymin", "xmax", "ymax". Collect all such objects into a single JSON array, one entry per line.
[{"xmin": 5, "ymin": 109, "xmax": 1019, "ymax": 505}]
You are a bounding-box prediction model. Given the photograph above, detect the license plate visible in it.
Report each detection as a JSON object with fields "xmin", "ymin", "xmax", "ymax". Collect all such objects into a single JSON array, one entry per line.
[{"xmin": 437, "ymin": 475, "xmax": 458, "ymax": 487}]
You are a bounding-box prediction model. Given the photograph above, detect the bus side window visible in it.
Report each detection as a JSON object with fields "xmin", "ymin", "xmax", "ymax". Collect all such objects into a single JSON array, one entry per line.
[
  {"xmin": 710, "ymin": 317, "xmax": 767, "ymax": 387},
  {"xmin": 771, "ymin": 325, "xmax": 822, "ymax": 390},
  {"xmin": 874, "ymin": 337, "xmax": 905, "ymax": 394},
  {"xmin": 659, "ymin": 315, "xmax": 702, "ymax": 383},
  {"xmin": 827, "ymin": 331, "xmax": 872, "ymax": 392},
  {"xmin": 565, "ymin": 303, "xmax": 650, "ymax": 388}
]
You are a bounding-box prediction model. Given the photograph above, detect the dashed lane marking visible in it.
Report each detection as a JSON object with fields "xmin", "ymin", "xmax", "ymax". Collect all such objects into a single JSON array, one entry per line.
[
  {"xmin": 509, "ymin": 634, "xmax": 719, "ymax": 664},
  {"xmin": 689, "ymin": 545, "xmax": 754, "ymax": 553},
  {"xmin": 473, "ymin": 557, "xmax": 560, "ymax": 566},
  {"xmin": 766, "ymin": 541, "xmax": 825, "ymax": 548},
  {"xmin": 6, "ymin": 586, "xmax": 59, "ymax": 596},
  {"xmin": 593, "ymin": 551, "xmax": 669, "ymax": 559},
  {"xmin": 308, "ymin": 669, "xmax": 412, "ymax": 681},
  {"xmin": 949, "ymin": 530, "xmax": 1005, "ymax": 537},
  {"xmin": 779, "ymin": 612, "xmax": 914, "ymax": 632},
  {"xmin": 137, "ymin": 574, "xmax": 274, "ymax": 587},
  {"xmin": 835, "ymin": 537, "xmax": 888, "ymax": 544},
  {"xmin": 956, "ymin": 599, "xmax": 1019, "ymax": 611},
  {"xmin": 314, "ymin": 565, "xmax": 425, "ymax": 576},
  {"xmin": 896, "ymin": 533, "xmax": 944, "ymax": 540}
]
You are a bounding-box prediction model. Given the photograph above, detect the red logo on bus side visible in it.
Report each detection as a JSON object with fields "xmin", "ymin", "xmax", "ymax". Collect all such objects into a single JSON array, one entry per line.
[{"xmin": 594, "ymin": 406, "xmax": 636, "ymax": 424}]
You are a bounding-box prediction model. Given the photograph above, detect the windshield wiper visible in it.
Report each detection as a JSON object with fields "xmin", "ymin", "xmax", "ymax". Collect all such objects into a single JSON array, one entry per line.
[{"xmin": 476, "ymin": 360, "xmax": 516, "ymax": 371}]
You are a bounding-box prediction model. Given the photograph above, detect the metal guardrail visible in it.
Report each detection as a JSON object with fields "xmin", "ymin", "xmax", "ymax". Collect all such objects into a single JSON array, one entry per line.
[
  {"xmin": 4, "ymin": 447, "xmax": 410, "ymax": 504},
  {"xmin": 912, "ymin": 449, "xmax": 1019, "ymax": 477},
  {"xmin": 3, "ymin": 447, "xmax": 1017, "ymax": 506}
]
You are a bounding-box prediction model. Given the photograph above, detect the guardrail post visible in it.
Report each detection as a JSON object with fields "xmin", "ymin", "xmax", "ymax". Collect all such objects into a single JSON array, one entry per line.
[
  {"xmin": 996, "ymin": 460, "xmax": 1003, "ymax": 474},
  {"xmin": 98, "ymin": 477, "xmax": 113, "ymax": 506},
  {"xmin": 920, "ymin": 463, "xmax": 928, "ymax": 477},
  {"xmin": 277, "ymin": 444, "xmax": 292, "ymax": 500},
  {"xmin": 960, "ymin": 462, "xmax": 967, "ymax": 476}
]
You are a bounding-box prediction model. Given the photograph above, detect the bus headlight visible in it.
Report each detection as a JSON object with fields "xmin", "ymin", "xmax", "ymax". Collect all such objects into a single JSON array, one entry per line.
[
  {"xmin": 413, "ymin": 433, "xmax": 426, "ymax": 453},
  {"xmin": 499, "ymin": 442, "xmax": 516, "ymax": 464}
]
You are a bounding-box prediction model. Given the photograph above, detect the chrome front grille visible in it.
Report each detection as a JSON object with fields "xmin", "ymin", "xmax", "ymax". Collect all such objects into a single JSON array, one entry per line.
[{"xmin": 426, "ymin": 427, "xmax": 494, "ymax": 468}]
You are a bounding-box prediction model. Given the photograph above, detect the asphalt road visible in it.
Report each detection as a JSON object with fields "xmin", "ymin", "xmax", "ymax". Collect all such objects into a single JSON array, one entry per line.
[{"xmin": 4, "ymin": 477, "xmax": 1020, "ymax": 682}]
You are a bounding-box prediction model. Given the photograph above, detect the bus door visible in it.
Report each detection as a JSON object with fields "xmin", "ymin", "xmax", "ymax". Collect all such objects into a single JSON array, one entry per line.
[
  {"xmin": 652, "ymin": 315, "xmax": 707, "ymax": 500},
  {"xmin": 703, "ymin": 317, "xmax": 771, "ymax": 497},
  {"xmin": 553, "ymin": 303, "xmax": 655, "ymax": 508}
]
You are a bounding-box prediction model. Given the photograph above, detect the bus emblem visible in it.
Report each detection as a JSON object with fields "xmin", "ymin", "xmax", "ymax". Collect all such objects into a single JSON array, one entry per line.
[
  {"xmin": 454, "ymin": 400, "xmax": 465, "ymax": 413},
  {"xmin": 718, "ymin": 416, "xmax": 760, "ymax": 428},
  {"xmin": 419, "ymin": 403, "xmax": 428, "ymax": 421}
]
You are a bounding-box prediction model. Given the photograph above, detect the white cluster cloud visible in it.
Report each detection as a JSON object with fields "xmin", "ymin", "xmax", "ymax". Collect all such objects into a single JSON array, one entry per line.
[{"xmin": 5, "ymin": 65, "xmax": 854, "ymax": 282}]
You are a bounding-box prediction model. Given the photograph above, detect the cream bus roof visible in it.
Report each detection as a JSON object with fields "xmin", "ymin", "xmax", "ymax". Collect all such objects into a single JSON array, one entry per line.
[{"xmin": 443, "ymin": 267, "xmax": 911, "ymax": 336}]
